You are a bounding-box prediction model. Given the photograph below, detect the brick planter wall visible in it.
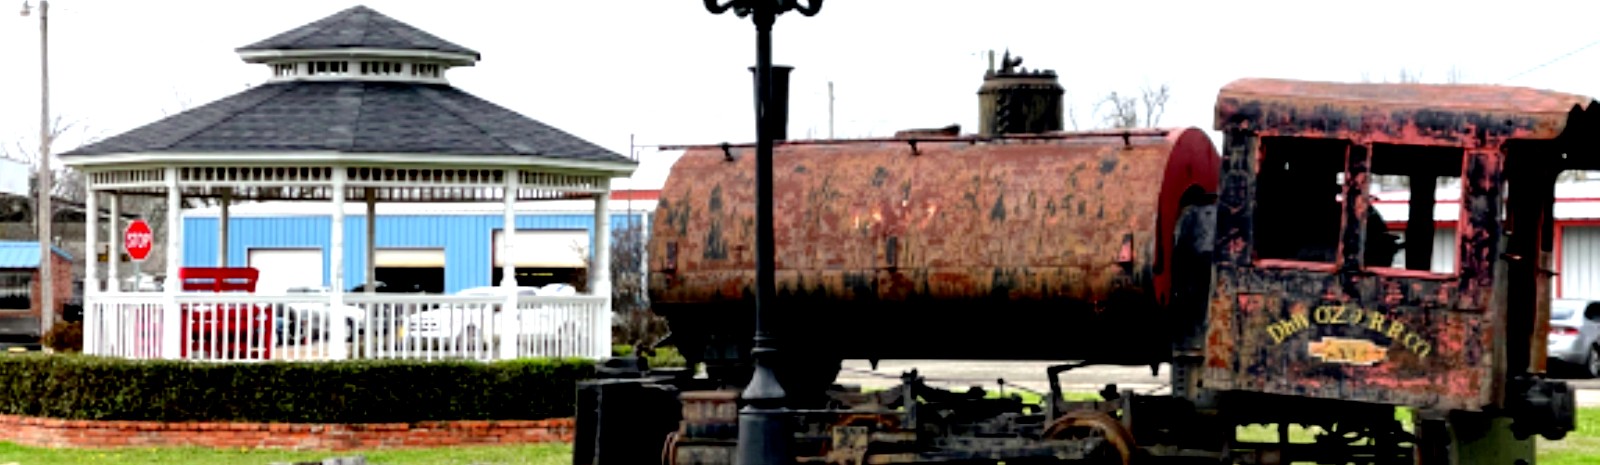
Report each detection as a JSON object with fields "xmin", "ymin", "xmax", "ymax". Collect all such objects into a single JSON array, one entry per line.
[{"xmin": 0, "ymin": 415, "xmax": 575, "ymax": 450}]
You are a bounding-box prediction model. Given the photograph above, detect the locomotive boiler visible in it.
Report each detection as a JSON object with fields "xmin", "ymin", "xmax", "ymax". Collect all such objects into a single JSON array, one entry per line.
[
  {"xmin": 576, "ymin": 61, "xmax": 1598, "ymax": 465},
  {"xmin": 650, "ymin": 126, "xmax": 1220, "ymax": 370}
]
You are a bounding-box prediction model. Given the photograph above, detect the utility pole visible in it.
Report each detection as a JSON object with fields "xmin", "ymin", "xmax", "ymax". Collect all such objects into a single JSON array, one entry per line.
[
  {"xmin": 22, "ymin": 0, "xmax": 54, "ymax": 337},
  {"xmin": 827, "ymin": 81, "xmax": 834, "ymax": 139},
  {"xmin": 702, "ymin": 1, "xmax": 822, "ymax": 464}
]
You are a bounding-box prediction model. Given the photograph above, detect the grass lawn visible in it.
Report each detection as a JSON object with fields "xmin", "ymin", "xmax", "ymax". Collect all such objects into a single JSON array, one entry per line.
[
  {"xmin": 1233, "ymin": 406, "xmax": 1600, "ymax": 464},
  {"xmin": 1536, "ymin": 406, "xmax": 1600, "ymax": 465},
  {"xmin": 1003, "ymin": 390, "xmax": 1600, "ymax": 463},
  {"xmin": 0, "ymin": 405, "xmax": 1594, "ymax": 464},
  {"xmin": 0, "ymin": 442, "xmax": 573, "ymax": 465}
]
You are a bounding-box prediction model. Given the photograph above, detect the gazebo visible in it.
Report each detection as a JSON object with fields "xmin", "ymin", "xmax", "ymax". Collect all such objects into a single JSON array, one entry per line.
[{"xmin": 59, "ymin": 6, "xmax": 636, "ymax": 361}]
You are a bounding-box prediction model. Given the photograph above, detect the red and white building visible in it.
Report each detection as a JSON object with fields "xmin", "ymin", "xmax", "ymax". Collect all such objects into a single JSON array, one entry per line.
[{"xmin": 1375, "ymin": 179, "xmax": 1600, "ymax": 300}]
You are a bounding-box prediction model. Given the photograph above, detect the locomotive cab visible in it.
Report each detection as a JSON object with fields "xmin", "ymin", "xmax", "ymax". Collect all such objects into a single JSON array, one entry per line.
[{"xmin": 1205, "ymin": 78, "xmax": 1599, "ymax": 450}]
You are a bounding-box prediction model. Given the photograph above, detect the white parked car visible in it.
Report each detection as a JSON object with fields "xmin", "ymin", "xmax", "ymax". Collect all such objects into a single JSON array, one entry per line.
[
  {"xmin": 401, "ymin": 284, "xmax": 579, "ymax": 344},
  {"xmin": 277, "ymin": 287, "xmax": 368, "ymax": 342}
]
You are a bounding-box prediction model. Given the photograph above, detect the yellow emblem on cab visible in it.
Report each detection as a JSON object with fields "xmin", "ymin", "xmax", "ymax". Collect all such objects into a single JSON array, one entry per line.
[{"xmin": 1307, "ymin": 337, "xmax": 1387, "ymax": 366}]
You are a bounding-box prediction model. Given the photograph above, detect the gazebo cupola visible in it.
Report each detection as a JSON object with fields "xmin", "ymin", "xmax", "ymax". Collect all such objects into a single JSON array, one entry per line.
[{"xmin": 235, "ymin": 5, "xmax": 479, "ymax": 84}]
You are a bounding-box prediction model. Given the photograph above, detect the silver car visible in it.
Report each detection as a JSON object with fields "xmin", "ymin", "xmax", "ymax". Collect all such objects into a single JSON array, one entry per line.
[
  {"xmin": 401, "ymin": 284, "xmax": 578, "ymax": 342},
  {"xmin": 1548, "ymin": 298, "xmax": 1600, "ymax": 377}
]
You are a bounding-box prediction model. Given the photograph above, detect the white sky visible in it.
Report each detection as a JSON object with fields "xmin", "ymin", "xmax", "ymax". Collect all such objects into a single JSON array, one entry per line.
[{"xmin": 1, "ymin": 1, "xmax": 1597, "ymax": 191}]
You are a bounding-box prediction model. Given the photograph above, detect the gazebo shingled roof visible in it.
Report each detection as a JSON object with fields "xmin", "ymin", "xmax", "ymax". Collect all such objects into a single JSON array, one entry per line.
[{"xmin": 63, "ymin": 81, "xmax": 624, "ymax": 162}]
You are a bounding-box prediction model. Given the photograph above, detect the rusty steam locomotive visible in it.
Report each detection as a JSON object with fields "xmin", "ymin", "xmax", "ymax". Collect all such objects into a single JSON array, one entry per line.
[{"xmin": 574, "ymin": 58, "xmax": 1598, "ymax": 465}]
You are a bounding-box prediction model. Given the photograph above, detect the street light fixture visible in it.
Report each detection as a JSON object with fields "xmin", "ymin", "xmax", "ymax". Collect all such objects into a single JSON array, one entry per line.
[
  {"xmin": 701, "ymin": 1, "xmax": 821, "ymax": 464},
  {"xmin": 20, "ymin": 0, "xmax": 53, "ymax": 338}
]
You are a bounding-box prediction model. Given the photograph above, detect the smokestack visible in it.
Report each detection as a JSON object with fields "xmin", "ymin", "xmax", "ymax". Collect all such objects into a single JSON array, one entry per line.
[
  {"xmin": 750, "ymin": 65, "xmax": 794, "ymax": 141},
  {"xmin": 977, "ymin": 52, "xmax": 1063, "ymax": 137}
]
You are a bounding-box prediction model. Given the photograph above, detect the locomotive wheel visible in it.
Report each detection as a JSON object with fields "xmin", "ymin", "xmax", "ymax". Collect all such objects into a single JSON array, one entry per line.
[
  {"xmin": 662, "ymin": 431, "xmax": 677, "ymax": 465},
  {"xmin": 662, "ymin": 430, "xmax": 737, "ymax": 465},
  {"xmin": 1042, "ymin": 411, "xmax": 1136, "ymax": 465}
]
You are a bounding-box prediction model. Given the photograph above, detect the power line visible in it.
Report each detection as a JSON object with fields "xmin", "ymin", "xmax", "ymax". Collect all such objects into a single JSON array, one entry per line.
[{"xmin": 1505, "ymin": 38, "xmax": 1600, "ymax": 82}]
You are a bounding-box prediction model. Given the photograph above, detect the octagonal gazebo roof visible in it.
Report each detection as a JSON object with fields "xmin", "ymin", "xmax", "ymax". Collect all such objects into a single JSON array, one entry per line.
[
  {"xmin": 61, "ymin": 5, "xmax": 635, "ymax": 202},
  {"xmin": 62, "ymin": 81, "xmax": 622, "ymax": 163}
]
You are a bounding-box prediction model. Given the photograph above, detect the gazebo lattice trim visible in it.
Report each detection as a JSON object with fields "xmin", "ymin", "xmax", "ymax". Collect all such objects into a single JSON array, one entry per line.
[{"xmin": 86, "ymin": 166, "xmax": 610, "ymax": 202}]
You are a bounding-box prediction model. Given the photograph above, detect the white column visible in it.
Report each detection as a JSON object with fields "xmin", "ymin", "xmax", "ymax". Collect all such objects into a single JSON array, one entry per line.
[
  {"xmin": 365, "ymin": 188, "xmax": 376, "ymax": 293},
  {"xmin": 104, "ymin": 193, "xmax": 121, "ymax": 356},
  {"xmin": 84, "ymin": 187, "xmax": 98, "ymax": 294},
  {"xmin": 591, "ymin": 182, "xmax": 612, "ymax": 358},
  {"xmin": 82, "ymin": 187, "xmax": 98, "ymax": 355},
  {"xmin": 329, "ymin": 168, "xmax": 348, "ymax": 359},
  {"xmin": 591, "ymin": 185, "xmax": 612, "ymax": 296},
  {"xmin": 161, "ymin": 167, "xmax": 182, "ymax": 359},
  {"xmin": 498, "ymin": 168, "xmax": 519, "ymax": 360},
  {"xmin": 108, "ymin": 194, "xmax": 120, "ymax": 293},
  {"xmin": 501, "ymin": 170, "xmax": 518, "ymax": 288},
  {"xmin": 218, "ymin": 187, "xmax": 231, "ymax": 267}
]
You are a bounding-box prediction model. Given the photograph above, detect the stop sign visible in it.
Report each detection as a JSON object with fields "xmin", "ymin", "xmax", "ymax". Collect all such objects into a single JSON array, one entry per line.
[{"xmin": 124, "ymin": 220, "xmax": 153, "ymax": 262}]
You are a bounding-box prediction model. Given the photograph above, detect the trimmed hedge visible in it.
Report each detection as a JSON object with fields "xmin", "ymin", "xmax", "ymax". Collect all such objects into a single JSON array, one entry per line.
[{"xmin": 0, "ymin": 354, "xmax": 594, "ymax": 423}]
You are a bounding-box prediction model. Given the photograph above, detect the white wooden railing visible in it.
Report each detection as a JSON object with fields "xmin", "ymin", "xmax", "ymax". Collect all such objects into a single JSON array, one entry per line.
[{"xmin": 82, "ymin": 292, "xmax": 610, "ymax": 362}]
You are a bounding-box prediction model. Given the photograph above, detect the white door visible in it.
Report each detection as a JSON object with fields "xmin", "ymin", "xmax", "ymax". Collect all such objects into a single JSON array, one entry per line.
[
  {"xmin": 248, "ymin": 248, "xmax": 324, "ymax": 294},
  {"xmin": 1563, "ymin": 227, "xmax": 1600, "ymax": 299},
  {"xmin": 375, "ymin": 248, "xmax": 446, "ymax": 268},
  {"xmin": 493, "ymin": 230, "xmax": 589, "ymax": 268}
]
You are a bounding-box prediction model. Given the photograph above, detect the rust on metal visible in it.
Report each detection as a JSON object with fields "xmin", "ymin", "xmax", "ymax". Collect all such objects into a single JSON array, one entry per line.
[
  {"xmin": 1204, "ymin": 77, "xmax": 1600, "ymax": 412},
  {"xmin": 1215, "ymin": 78, "xmax": 1592, "ymax": 146},
  {"xmin": 1042, "ymin": 410, "xmax": 1135, "ymax": 465},
  {"xmin": 653, "ymin": 129, "xmax": 1216, "ymax": 302},
  {"xmin": 650, "ymin": 128, "xmax": 1218, "ymax": 362},
  {"xmin": 654, "ymin": 128, "xmax": 1176, "ymax": 151}
]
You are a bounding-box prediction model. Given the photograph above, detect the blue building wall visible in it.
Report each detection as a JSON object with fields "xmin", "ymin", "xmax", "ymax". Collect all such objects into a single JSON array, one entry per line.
[{"xmin": 182, "ymin": 213, "xmax": 645, "ymax": 294}]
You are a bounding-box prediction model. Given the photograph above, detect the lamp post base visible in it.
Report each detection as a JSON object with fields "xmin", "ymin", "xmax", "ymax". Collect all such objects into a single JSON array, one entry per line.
[{"xmin": 735, "ymin": 405, "xmax": 791, "ymax": 465}]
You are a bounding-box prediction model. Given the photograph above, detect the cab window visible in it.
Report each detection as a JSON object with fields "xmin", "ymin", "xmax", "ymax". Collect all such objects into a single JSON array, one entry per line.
[
  {"xmin": 1368, "ymin": 144, "xmax": 1463, "ymax": 274},
  {"xmin": 1253, "ymin": 137, "xmax": 1349, "ymax": 264}
]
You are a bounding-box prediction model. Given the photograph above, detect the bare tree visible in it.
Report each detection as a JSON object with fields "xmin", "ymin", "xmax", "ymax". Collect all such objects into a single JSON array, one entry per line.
[
  {"xmin": 576, "ymin": 221, "xmax": 666, "ymax": 349},
  {"xmin": 1396, "ymin": 68, "xmax": 1421, "ymax": 84},
  {"xmin": 1139, "ymin": 84, "xmax": 1170, "ymax": 128},
  {"xmin": 1359, "ymin": 68, "xmax": 1436, "ymax": 84},
  {"xmin": 1092, "ymin": 83, "xmax": 1171, "ymax": 129},
  {"xmin": 1095, "ymin": 91, "xmax": 1138, "ymax": 129},
  {"xmin": 159, "ymin": 88, "xmax": 194, "ymax": 118},
  {"xmin": 1064, "ymin": 91, "xmax": 1081, "ymax": 131},
  {"xmin": 0, "ymin": 115, "xmax": 104, "ymax": 225}
]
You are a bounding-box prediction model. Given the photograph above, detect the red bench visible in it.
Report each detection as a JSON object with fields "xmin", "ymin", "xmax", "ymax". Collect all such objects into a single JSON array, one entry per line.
[{"xmin": 177, "ymin": 267, "xmax": 274, "ymax": 360}]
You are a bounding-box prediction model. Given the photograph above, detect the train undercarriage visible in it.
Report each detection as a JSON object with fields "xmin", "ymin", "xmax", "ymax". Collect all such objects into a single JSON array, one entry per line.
[{"xmin": 579, "ymin": 356, "xmax": 1451, "ymax": 465}]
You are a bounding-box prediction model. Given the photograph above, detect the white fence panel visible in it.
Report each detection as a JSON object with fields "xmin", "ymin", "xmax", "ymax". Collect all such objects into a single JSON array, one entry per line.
[
  {"xmin": 512, "ymin": 295, "xmax": 608, "ymax": 359},
  {"xmin": 85, "ymin": 293, "xmax": 165, "ymax": 359},
  {"xmin": 175, "ymin": 294, "xmax": 328, "ymax": 362},
  {"xmin": 84, "ymin": 292, "xmax": 611, "ymax": 362},
  {"xmin": 348, "ymin": 294, "xmax": 505, "ymax": 361}
]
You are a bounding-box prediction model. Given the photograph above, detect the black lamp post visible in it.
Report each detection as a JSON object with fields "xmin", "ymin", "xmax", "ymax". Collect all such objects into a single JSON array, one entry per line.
[{"xmin": 702, "ymin": 1, "xmax": 821, "ymax": 464}]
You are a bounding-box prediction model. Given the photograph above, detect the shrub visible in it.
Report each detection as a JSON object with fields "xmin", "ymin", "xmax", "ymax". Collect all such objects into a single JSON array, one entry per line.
[
  {"xmin": 0, "ymin": 355, "xmax": 594, "ymax": 423},
  {"xmin": 611, "ymin": 344, "xmax": 687, "ymax": 368},
  {"xmin": 42, "ymin": 322, "xmax": 83, "ymax": 353}
]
